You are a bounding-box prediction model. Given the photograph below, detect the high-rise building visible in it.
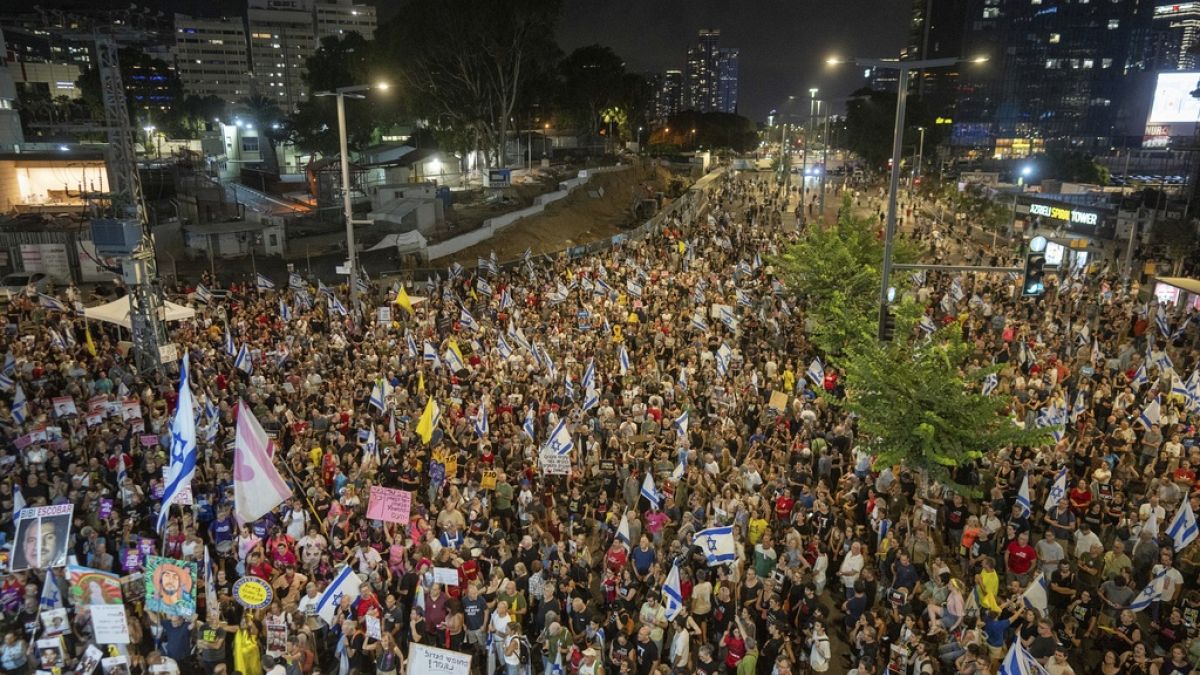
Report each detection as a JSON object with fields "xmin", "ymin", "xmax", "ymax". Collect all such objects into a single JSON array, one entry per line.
[
  {"xmin": 906, "ymin": 0, "xmax": 966, "ymax": 114},
  {"xmin": 174, "ymin": 14, "xmax": 251, "ymax": 103},
  {"xmin": 954, "ymin": 0, "xmax": 1156, "ymax": 152},
  {"xmin": 247, "ymin": 0, "xmax": 376, "ymax": 111},
  {"xmin": 1153, "ymin": 3, "xmax": 1200, "ymax": 70},
  {"xmin": 0, "ymin": 30, "xmax": 24, "ymax": 152},
  {"xmin": 684, "ymin": 29, "xmax": 739, "ymax": 113},
  {"xmin": 655, "ymin": 69, "xmax": 684, "ymax": 120}
]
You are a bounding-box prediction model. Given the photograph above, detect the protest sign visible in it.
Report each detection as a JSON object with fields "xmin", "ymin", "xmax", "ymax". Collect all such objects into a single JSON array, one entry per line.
[
  {"xmin": 768, "ymin": 390, "xmax": 788, "ymax": 414},
  {"xmin": 86, "ymin": 412, "xmax": 105, "ymax": 427},
  {"xmin": 377, "ymin": 307, "xmax": 392, "ymax": 325},
  {"xmin": 365, "ymin": 615, "xmax": 382, "ymax": 640},
  {"xmin": 51, "ymin": 396, "xmax": 77, "ymax": 417},
  {"xmin": 144, "ymin": 556, "xmax": 197, "ymax": 617},
  {"xmin": 98, "ymin": 499, "xmax": 113, "ymax": 520},
  {"xmin": 40, "ymin": 608, "xmax": 69, "ymax": 635},
  {"xmin": 265, "ymin": 620, "xmax": 287, "ymax": 657},
  {"xmin": 233, "ymin": 576, "xmax": 273, "ymax": 609},
  {"xmin": 480, "ymin": 470, "xmax": 496, "ymax": 490},
  {"xmin": 119, "ymin": 573, "xmax": 144, "ymax": 602},
  {"xmin": 68, "ymin": 565, "xmax": 123, "ymax": 605},
  {"xmin": 120, "ymin": 401, "xmax": 141, "ymax": 421},
  {"xmin": 432, "ymin": 567, "xmax": 459, "ymax": 587},
  {"xmin": 407, "ymin": 644, "xmax": 471, "ymax": 675},
  {"xmin": 78, "ymin": 644, "xmax": 103, "ymax": 675},
  {"xmin": 91, "ymin": 604, "xmax": 131, "ymax": 644},
  {"xmin": 101, "ymin": 656, "xmax": 130, "ymax": 675},
  {"xmin": 366, "ymin": 486, "xmax": 412, "ymax": 524},
  {"xmin": 539, "ymin": 448, "xmax": 571, "ymax": 475},
  {"xmin": 122, "ymin": 550, "xmax": 141, "ymax": 572},
  {"xmin": 35, "ymin": 637, "xmax": 66, "ymax": 670},
  {"xmin": 11, "ymin": 504, "xmax": 73, "ymax": 571},
  {"xmin": 140, "ymin": 434, "xmax": 159, "ymax": 448}
]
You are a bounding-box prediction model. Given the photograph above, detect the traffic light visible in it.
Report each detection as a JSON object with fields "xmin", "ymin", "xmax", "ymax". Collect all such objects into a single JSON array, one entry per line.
[
  {"xmin": 878, "ymin": 304, "xmax": 897, "ymax": 341},
  {"xmin": 1022, "ymin": 252, "xmax": 1046, "ymax": 297}
]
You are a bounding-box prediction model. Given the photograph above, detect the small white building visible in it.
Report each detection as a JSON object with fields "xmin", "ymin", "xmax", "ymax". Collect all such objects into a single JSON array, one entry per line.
[{"xmin": 182, "ymin": 217, "xmax": 287, "ymax": 260}]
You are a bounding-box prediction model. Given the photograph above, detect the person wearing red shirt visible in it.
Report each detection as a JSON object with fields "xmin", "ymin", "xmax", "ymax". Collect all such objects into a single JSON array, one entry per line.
[
  {"xmin": 604, "ymin": 540, "xmax": 627, "ymax": 575},
  {"xmin": 775, "ymin": 491, "xmax": 795, "ymax": 522},
  {"xmin": 1005, "ymin": 531, "xmax": 1037, "ymax": 584}
]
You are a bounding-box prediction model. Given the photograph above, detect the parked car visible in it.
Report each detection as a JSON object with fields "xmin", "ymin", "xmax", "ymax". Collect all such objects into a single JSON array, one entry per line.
[{"xmin": 0, "ymin": 272, "xmax": 51, "ymax": 302}]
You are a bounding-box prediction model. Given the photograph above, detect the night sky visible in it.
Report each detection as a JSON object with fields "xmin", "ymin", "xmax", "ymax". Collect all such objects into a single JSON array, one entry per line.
[{"xmin": 556, "ymin": 0, "xmax": 912, "ymax": 122}]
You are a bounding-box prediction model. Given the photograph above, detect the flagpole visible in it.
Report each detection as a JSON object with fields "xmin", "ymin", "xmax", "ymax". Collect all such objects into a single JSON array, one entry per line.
[{"xmin": 277, "ymin": 452, "xmax": 329, "ymax": 539}]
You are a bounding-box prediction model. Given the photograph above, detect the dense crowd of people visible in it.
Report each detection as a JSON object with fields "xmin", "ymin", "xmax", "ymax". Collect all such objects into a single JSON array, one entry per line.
[{"xmin": 0, "ymin": 168, "xmax": 1196, "ymax": 675}]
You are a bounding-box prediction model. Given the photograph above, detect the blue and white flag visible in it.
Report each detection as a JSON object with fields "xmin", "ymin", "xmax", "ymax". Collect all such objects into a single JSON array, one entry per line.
[
  {"xmin": 690, "ymin": 313, "xmax": 709, "ymax": 332},
  {"xmin": 1131, "ymin": 363, "xmax": 1148, "ymax": 389},
  {"xmin": 616, "ymin": 513, "xmax": 631, "ymax": 547},
  {"xmin": 640, "ymin": 473, "xmax": 661, "ymax": 509},
  {"xmin": 158, "ymin": 353, "xmax": 198, "ymax": 533},
  {"xmin": 497, "ymin": 335, "xmax": 513, "ymax": 359},
  {"xmin": 443, "ymin": 345, "xmax": 467, "ymax": 373},
  {"xmin": 11, "ymin": 485, "xmax": 24, "ymax": 524},
  {"xmin": 618, "ymin": 345, "xmax": 630, "ymax": 376},
  {"xmin": 328, "ymin": 296, "xmax": 348, "ymax": 316},
  {"xmin": 368, "ymin": 380, "xmax": 387, "ymax": 413},
  {"xmin": 500, "ymin": 288, "xmax": 514, "ymax": 309},
  {"xmin": 234, "ymin": 344, "xmax": 253, "ymax": 374},
  {"xmin": 716, "ymin": 344, "xmax": 733, "ymax": 377},
  {"xmin": 693, "ymin": 526, "xmax": 737, "ymax": 566},
  {"xmin": 543, "ymin": 418, "xmax": 574, "ymax": 455},
  {"xmin": 317, "ymin": 280, "xmax": 331, "ymax": 296},
  {"xmin": 279, "ymin": 300, "xmax": 293, "ymax": 322},
  {"xmin": 363, "ymin": 426, "xmax": 378, "ymax": 457},
  {"xmin": 38, "ymin": 293, "xmax": 67, "ymax": 312},
  {"xmin": 806, "ymin": 358, "xmax": 824, "ymax": 387},
  {"xmin": 473, "ymin": 402, "xmax": 489, "ymax": 438},
  {"xmin": 48, "ymin": 329, "xmax": 66, "ymax": 351},
  {"xmin": 1015, "ymin": 474, "xmax": 1032, "ymax": 518},
  {"xmin": 1174, "ymin": 314, "xmax": 1192, "ymax": 340},
  {"xmin": 40, "ymin": 571, "xmax": 63, "ymax": 610},
  {"xmin": 626, "ymin": 279, "xmax": 643, "ymax": 298},
  {"xmin": 719, "ymin": 305, "xmax": 736, "ymax": 329},
  {"xmin": 982, "ymin": 373, "xmax": 998, "ymax": 397},
  {"xmin": 315, "ymin": 565, "xmax": 363, "ymax": 625},
  {"xmin": 224, "ymin": 327, "xmax": 236, "ymax": 357},
  {"xmin": 1156, "ymin": 312, "xmax": 1171, "ymax": 338},
  {"xmin": 256, "ymin": 273, "xmax": 275, "ymax": 291},
  {"xmin": 582, "ymin": 359, "xmax": 596, "ymax": 392},
  {"xmin": 594, "ymin": 279, "xmax": 612, "ymax": 297},
  {"xmin": 449, "ymin": 262, "xmax": 464, "ymax": 279},
  {"xmin": 355, "ymin": 276, "xmax": 370, "ymax": 295},
  {"xmin": 735, "ymin": 289, "xmax": 752, "ymax": 308},
  {"xmin": 674, "ymin": 409, "xmax": 689, "ymax": 438},
  {"xmin": 11, "ymin": 384, "xmax": 27, "ymax": 424},
  {"xmin": 1044, "ymin": 467, "xmax": 1068, "ymax": 511},
  {"xmin": 289, "ymin": 273, "xmax": 304, "ymax": 290},
  {"xmin": 476, "ymin": 277, "xmax": 492, "ymax": 296},
  {"xmin": 423, "ymin": 340, "xmax": 440, "ymax": 363},
  {"xmin": 1071, "ymin": 391, "xmax": 1087, "ymax": 422},
  {"xmin": 663, "ymin": 563, "xmax": 684, "ymax": 621},
  {"xmin": 998, "ymin": 639, "xmax": 1049, "ymax": 675},
  {"xmin": 458, "ymin": 307, "xmax": 478, "ymax": 332},
  {"xmin": 1138, "ymin": 398, "xmax": 1161, "ymax": 429},
  {"xmin": 0, "ymin": 372, "xmax": 12, "ymax": 392},
  {"xmin": 1168, "ymin": 500, "xmax": 1199, "ymax": 552},
  {"xmin": 3, "ymin": 352, "xmax": 14, "ymax": 377},
  {"xmin": 1021, "ymin": 573, "xmax": 1049, "ymax": 616},
  {"xmin": 194, "ymin": 283, "xmax": 213, "ymax": 304},
  {"xmin": 1129, "ymin": 569, "xmax": 1169, "ymax": 613},
  {"xmin": 1173, "ymin": 372, "xmax": 1191, "ymax": 399},
  {"xmin": 522, "ymin": 408, "xmax": 536, "ymax": 442},
  {"xmin": 919, "ymin": 315, "xmax": 936, "ymax": 334},
  {"xmin": 582, "ymin": 388, "xmax": 599, "ymax": 412}
]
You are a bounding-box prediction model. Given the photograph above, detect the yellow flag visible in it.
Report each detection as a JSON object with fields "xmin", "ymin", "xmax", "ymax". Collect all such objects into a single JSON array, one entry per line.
[
  {"xmin": 418, "ymin": 370, "xmax": 425, "ymax": 393},
  {"xmin": 85, "ymin": 325, "xmax": 97, "ymax": 356},
  {"xmin": 677, "ymin": 241, "xmax": 686, "ymax": 255},
  {"xmin": 447, "ymin": 338, "xmax": 465, "ymax": 365},
  {"xmin": 393, "ymin": 286, "xmax": 414, "ymax": 315},
  {"xmin": 416, "ymin": 397, "xmax": 440, "ymax": 444}
]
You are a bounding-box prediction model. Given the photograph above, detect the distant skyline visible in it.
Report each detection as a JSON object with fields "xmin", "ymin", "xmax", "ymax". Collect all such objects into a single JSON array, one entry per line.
[{"xmin": 556, "ymin": 0, "xmax": 910, "ymax": 122}]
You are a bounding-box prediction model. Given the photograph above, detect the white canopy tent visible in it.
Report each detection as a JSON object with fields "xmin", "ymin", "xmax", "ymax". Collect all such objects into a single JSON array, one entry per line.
[{"xmin": 84, "ymin": 296, "xmax": 196, "ymax": 330}]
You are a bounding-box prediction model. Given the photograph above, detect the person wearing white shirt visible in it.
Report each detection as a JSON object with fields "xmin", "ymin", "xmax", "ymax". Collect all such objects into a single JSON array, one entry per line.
[
  {"xmin": 838, "ymin": 541, "xmax": 865, "ymax": 599},
  {"xmin": 1073, "ymin": 522, "xmax": 1102, "ymax": 559}
]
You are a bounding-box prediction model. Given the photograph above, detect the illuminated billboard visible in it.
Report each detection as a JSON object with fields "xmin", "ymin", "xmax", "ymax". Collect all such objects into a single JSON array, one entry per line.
[{"xmin": 1148, "ymin": 72, "xmax": 1200, "ymax": 124}]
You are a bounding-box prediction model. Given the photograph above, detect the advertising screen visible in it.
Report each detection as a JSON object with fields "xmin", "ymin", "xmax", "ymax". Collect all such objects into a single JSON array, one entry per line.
[{"xmin": 1148, "ymin": 72, "xmax": 1200, "ymax": 124}]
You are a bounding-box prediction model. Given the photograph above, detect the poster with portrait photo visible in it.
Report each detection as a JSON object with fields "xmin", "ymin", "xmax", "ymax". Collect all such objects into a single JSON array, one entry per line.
[
  {"xmin": 101, "ymin": 656, "xmax": 130, "ymax": 675},
  {"xmin": 34, "ymin": 637, "xmax": 65, "ymax": 671},
  {"xmin": 10, "ymin": 504, "xmax": 74, "ymax": 571},
  {"xmin": 143, "ymin": 556, "xmax": 197, "ymax": 617},
  {"xmin": 40, "ymin": 607, "xmax": 69, "ymax": 636},
  {"xmin": 78, "ymin": 643, "xmax": 104, "ymax": 675}
]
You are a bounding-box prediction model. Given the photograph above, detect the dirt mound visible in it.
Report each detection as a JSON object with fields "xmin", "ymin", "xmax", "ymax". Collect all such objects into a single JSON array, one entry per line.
[{"xmin": 446, "ymin": 163, "xmax": 676, "ymax": 264}]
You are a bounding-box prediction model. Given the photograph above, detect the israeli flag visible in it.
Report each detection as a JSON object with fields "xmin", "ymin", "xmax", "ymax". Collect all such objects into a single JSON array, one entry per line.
[
  {"xmin": 1173, "ymin": 372, "xmax": 1191, "ymax": 399},
  {"xmin": 626, "ymin": 279, "xmax": 643, "ymax": 298},
  {"xmin": 564, "ymin": 377, "xmax": 576, "ymax": 401},
  {"xmin": 48, "ymin": 329, "xmax": 66, "ymax": 350},
  {"xmin": 368, "ymin": 380, "xmax": 387, "ymax": 413},
  {"xmin": 692, "ymin": 287, "xmax": 706, "ymax": 306},
  {"xmin": 982, "ymin": 373, "xmax": 998, "ymax": 397},
  {"xmin": 719, "ymin": 306, "xmax": 736, "ymax": 329},
  {"xmin": 289, "ymin": 273, "xmax": 304, "ymax": 290},
  {"xmin": 318, "ymin": 279, "xmax": 332, "ymax": 296},
  {"xmin": 717, "ymin": 343, "xmax": 733, "ymax": 377},
  {"xmin": 194, "ymin": 283, "xmax": 213, "ymax": 304},
  {"xmin": 693, "ymin": 526, "xmax": 737, "ymax": 566},
  {"xmin": 543, "ymin": 418, "xmax": 574, "ymax": 455},
  {"xmin": 256, "ymin": 273, "xmax": 275, "ymax": 291},
  {"xmin": 1129, "ymin": 569, "xmax": 1169, "ymax": 613},
  {"xmin": 752, "ymin": 251, "xmax": 762, "ymax": 269},
  {"xmin": 998, "ymin": 639, "xmax": 1050, "ymax": 675},
  {"xmin": 296, "ymin": 289, "xmax": 313, "ymax": 311},
  {"xmin": 618, "ymin": 345, "xmax": 630, "ymax": 375},
  {"xmin": 234, "ymin": 344, "xmax": 253, "ymax": 374},
  {"xmin": 279, "ymin": 300, "xmax": 292, "ymax": 322},
  {"xmin": 500, "ymin": 288, "xmax": 514, "ymax": 309},
  {"xmin": 1173, "ymin": 314, "xmax": 1192, "ymax": 340},
  {"xmin": 406, "ymin": 334, "xmax": 418, "ymax": 359},
  {"xmin": 1021, "ymin": 573, "xmax": 1049, "ymax": 616},
  {"xmin": 363, "ymin": 426, "xmax": 378, "ymax": 457},
  {"xmin": 736, "ymin": 289, "xmax": 752, "ymax": 308},
  {"xmin": 158, "ymin": 353, "xmax": 198, "ymax": 533},
  {"xmin": 581, "ymin": 359, "xmax": 596, "ymax": 392},
  {"xmin": 677, "ymin": 367, "xmax": 687, "ymax": 391},
  {"xmin": 1138, "ymin": 398, "xmax": 1161, "ymax": 429},
  {"xmin": 640, "ymin": 473, "xmax": 661, "ymax": 509},
  {"xmin": 674, "ymin": 409, "xmax": 689, "ymax": 438},
  {"xmin": 3, "ymin": 352, "xmax": 14, "ymax": 376},
  {"xmin": 474, "ymin": 402, "xmax": 489, "ymax": 438},
  {"xmin": 1071, "ymin": 391, "xmax": 1086, "ymax": 422},
  {"xmin": 949, "ymin": 278, "xmax": 965, "ymax": 301},
  {"xmin": 38, "ymin": 293, "xmax": 67, "ymax": 312},
  {"xmin": 315, "ymin": 565, "xmax": 363, "ymax": 625},
  {"xmin": 355, "ymin": 276, "xmax": 370, "ymax": 295},
  {"xmin": 540, "ymin": 346, "xmax": 557, "ymax": 380},
  {"xmin": 423, "ymin": 341, "xmax": 440, "ymax": 365},
  {"xmin": 522, "ymin": 409, "xmax": 536, "ymax": 441},
  {"xmin": 663, "ymin": 563, "xmax": 684, "ymax": 621},
  {"xmin": 1015, "ymin": 474, "xmax": 1032, "ymax": 518},
  {"xmin": 11, "ymin": 485, "xmax": 24, "ymax": 524},
  {"xmin": 595, "ymin": 279, "xmax": 612, "ymax": 297},
  {"xmin": 1168, "ymin": 500, "xmax": 1199, "ymax": 552},
  {"xmin": 449, "ymin": 262, "xmax": 464, "ymax": 279},
  {"xmin": 1156, "ymin": 312, "xmax": 1171, "ymax": 338},
  {"xmin": 444, "ymin": 346, "xmax": 467, "ymax": 373},
  {"xmin": 616, "ymin": 513, "xmax": 631, "ymax": 547},
  {"xmin": 806, "ymin": 358, "xmax": 824, "ymax": 387},
  {"xmin": 10, "ymin": 383, "xmax": 26, "ymax": 424},
  {"xmin": 1044, "ymin": 467, "xmax": 1068, "ymax": 511},
  {"xmin": 40, "ymin": 570, "xmax": 62, "ymax": 610},
  {"xmin": 0, "ymin": 372, "xmax": 12, "ymax": 392},
  {"xmin": 582, "ymin": 388, "xmax": 599, "ymax": 412},
  {"xmin": 497, "ymin": 335, "xmax": 513, "ymax": 359},
  {"xmin": 919, "ymin": 315, "xmax": 936, "ymax": 334},
  {"xmin": 458, "ymin": 307, "xmax": 479, "ymax": 332},
  {"xmin": 1091, "ymin": 339, "xmax": 1102, "ymax": 364},
  {"xmin": 1156, "ymin": 349, "xmax": 1175, "ymax": 373},
  {"xmin": 476, "ymin": 277, "xmax": 492, "ymax": 296},
  {"xmin": 1131, "ymin": 364, "xmax": 1148, "ymax": 389}
]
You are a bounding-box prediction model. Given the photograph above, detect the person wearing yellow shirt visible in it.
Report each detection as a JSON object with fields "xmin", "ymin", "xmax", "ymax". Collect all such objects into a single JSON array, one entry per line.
[
  {"xmin": 747, "ymin": 513, "xmax": 768, "ymax": 546},
  {"xmin": 782, "ymin": 367, "xmax": 796, "ymax": 395}
]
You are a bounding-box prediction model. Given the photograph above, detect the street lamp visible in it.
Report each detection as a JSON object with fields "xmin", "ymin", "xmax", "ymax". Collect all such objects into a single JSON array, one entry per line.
[
  {"xmin": 801, "ymin": 89, "xmax": 818, "ymax": 198},
  {"xmin": 143, "ymin": 124, "xmax": 156, "ymax": 157},
  {"xmin": 827, "ymin": 54, "xmax": 988, "ymax": 340},
  {"xmin": 913, "ymin": 126, "xmax": 926, "ymax": 190},
  {"xmin": 314, "ymin": 81, "xmax": 390, "ymax": 306}
]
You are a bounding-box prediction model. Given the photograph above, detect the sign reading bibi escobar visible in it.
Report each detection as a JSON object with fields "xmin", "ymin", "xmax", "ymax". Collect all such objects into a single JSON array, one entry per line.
[
  {"xmin": 11, "ymin": 504, "xmax": 73, "ymax": 571},
  {"xmin": 144, "ymin": 556, "xmax": 197, "ymax": 617},
  {"xmin": 406, "ymin": 643, "xmax": 471, "ymax": 675},
  {"xmin": 366, "ymin": 486, "xmax": 412, "ymax": 524}
]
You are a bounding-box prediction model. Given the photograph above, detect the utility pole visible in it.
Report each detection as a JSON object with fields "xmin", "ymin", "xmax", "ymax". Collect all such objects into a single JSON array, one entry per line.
[{"xmin": 819, "ymin": 105, "xmax": 830, "ymax": 220}]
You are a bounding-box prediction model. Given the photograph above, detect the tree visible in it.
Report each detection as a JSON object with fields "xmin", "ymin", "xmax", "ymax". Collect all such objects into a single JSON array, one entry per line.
[
  {"xmin": 1038, "ymin": 150, "xmax": 1110, "ymax": 185},
  {"xmin": 839, "ymin": 318, "xmax": 1052, "ymax": 494},
  {"xmin": 289, "ymin": 33, "xmax": 393, "ymax": 156},
  {"xmin": 558, "ymin": 45, "xmax": 627, "ymax": 135},
  {"xmin": 381, "ymin": 0, "xmax": 562, "ymax": 167},
  {"xmin": 844, "ymin": 87, "xmax": 932, "ymax": 170}
]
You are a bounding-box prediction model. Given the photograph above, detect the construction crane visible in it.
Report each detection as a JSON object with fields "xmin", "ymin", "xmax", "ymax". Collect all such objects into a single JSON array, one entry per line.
[{"xmin": 93, "ymin": 36, "xmax": 171, "ymax": 374}]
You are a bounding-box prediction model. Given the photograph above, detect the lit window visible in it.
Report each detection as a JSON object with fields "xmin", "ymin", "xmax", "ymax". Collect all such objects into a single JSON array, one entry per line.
[
  {"xmin": 983, "ymin": 7, "xmax": 999, "ymax": 17},
  {"xmin": 1102, "ymin": 58, "xmax": 1113, "ymax": 68},
  {"xmin": 1108, "ymin": 19, "xmax": 1119, "ymax": 29},
  {"xmin": 1083, "ymin": 59, "xmax": 1094, "ymax": 68},
  {"xmin": 1049, "ymin": 33, "xmax": 1061, "ymax": 43}
]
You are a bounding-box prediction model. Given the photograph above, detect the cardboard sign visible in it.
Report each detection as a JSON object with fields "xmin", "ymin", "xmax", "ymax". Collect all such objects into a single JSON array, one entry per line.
[
  {"xmin": 68, "ymin": 564, "xmax": 123, "ymax": 605},
  {"xmin": 86, "ymin": 412, "xmax": 105, "ymax": 427},
  {"xmin": 119, "ymin": 573, "xmax": 144, "ymax": 602},
  {"xmin": 98, "ymin": 499, "xmax": 113, "ymax": 520},
  {"xmin": 91, "ymin": 604, "xmax": 131, "ymax": 644},
  {"xmin": 366, "ymin": 486, "xmax": 413, "ymax": 525},
  {"xmin": 11, "ymin": 504, "xmax": 74, "ymax": 571},
  {"xmin": 101, "ymin": 656, "xmax": 129, "ymax": 675},
  {"xmin": 539, "ymin": 449, "xmax": 571, "ymax": 475},
  {"xmin": 121, "ymin": 401, "xmax": 141, "ymax": 421},
  {"xmin": 406, "ymin": 644, "xmax": 471, "ymax": 675},
  {"xmin": 432, "ymin": 567, "xmax": 459, "ymax": 587},
  {"xmin": 122, "ymin": 550, "xmax": 141, "ymax": 572},
  {"xmin": 232, "ymin": 576, "xmax": 273, "ymax": 609},
  {"xmin": 768, "ymin": 390, "xmax": 788, "ymax": 414},
  {"xmin": 51, "ymin": 396, "xmax": 77, "ymax": 417},
  {"xmin": 140, "ymin": 434, "xmax": 159, "ymax": 448},
  {"xmin": 377, "ymin": 307, "xmax": 392, "ymax": 325},
  {"xmin": 265, "ymin": 620, "xmax": 288, "ymax": 657},
  {"xmin": 144, "ymin": 556, "xmax": 197, "ymax": 617},
  {"xmin": 78, "ymin": 644, "xmax": 103, "ymax": 675},
  {"xmin": 365, "ymin": 615, "xmax": 382, "ymax": 640},
  {"xmin": 480, "ymin": 470, "xmax": 497, "ymax": 490}
]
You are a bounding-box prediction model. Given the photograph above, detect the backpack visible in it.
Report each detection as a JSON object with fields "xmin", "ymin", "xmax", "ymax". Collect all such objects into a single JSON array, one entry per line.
[{"xmin": 518, "ymin": 636, "xmax": 533, "ymax": 665}]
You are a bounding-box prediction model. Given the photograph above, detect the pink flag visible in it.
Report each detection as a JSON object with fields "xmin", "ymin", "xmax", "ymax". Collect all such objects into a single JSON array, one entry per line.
[{"xmin": 234, "ymin": 400, "xmax": 292, "ymax": 524}]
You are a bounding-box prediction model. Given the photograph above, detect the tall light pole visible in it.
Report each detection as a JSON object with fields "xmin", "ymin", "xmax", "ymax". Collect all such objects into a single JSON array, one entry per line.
[
  {"xmin": 828, "ymin": 55, "xmax": 985, "ymax": 339},
  {"xmin": 913, "ymin": 126, "xmax": 926, "ymax": 190},
  {"xmin": 819, "ymin": 105, "xmax": 830, "ymax": 220},
  {"xmin": 801, "ymin": 88, "xmax": 817, "ymax": 203},
  {"xmin": 314, "ymin": 82, "xmax": 389, "ymax": 306}
]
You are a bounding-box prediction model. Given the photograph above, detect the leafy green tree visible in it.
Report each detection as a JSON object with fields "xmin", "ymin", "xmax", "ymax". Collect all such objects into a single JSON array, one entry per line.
[
  {"xmin": 840, "ymin": 318, "xmax": 1053, "ymax": 494},
  {"xmin": 558, "ymin": 45, "xmax": 627, "ymax": 135},
  {"xmin": 289, "ymin": 33, "xmax": 394, "ymax": 156},
  {"xmin": 235, "ymin": 95, "xmax": 287, "ymax": 176}
]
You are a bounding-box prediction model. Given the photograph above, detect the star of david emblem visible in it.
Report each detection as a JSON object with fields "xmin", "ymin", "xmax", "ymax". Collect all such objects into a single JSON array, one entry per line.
[
  {"xmin": 704, "ymin": 536, "xmax": 718, "ymax": 553},
  {"xmin": 330, "ymin": 591, "xmax": 345, "ymax": 608}
]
